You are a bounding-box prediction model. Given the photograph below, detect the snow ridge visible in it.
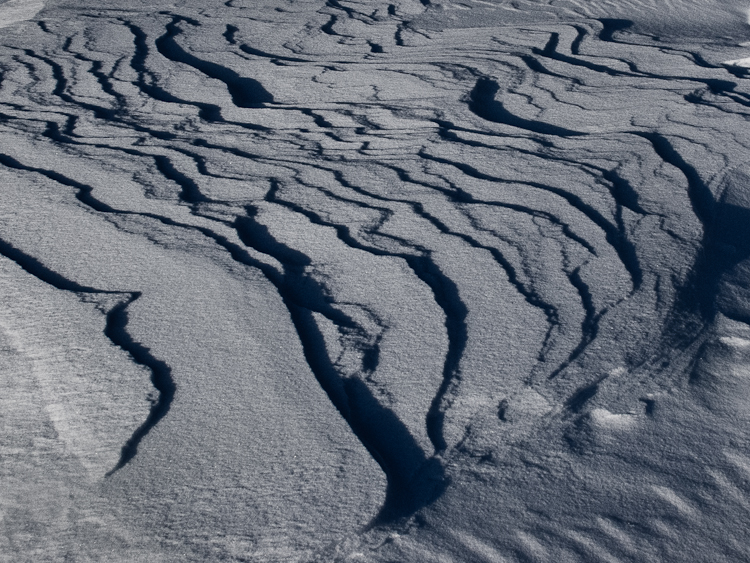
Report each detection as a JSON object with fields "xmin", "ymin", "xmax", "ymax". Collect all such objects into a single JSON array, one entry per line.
[{"xmin": 2, "ymin": 0, "xmax": 750, "ymax": 560}]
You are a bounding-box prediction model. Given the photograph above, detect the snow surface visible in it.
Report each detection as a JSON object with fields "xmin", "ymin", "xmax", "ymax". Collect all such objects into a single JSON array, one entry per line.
[
  {"xmin": 1, "ymin": 0, "xmax": 750, "ymax": 561},
  {"xmin": 0, "ymin": 0, "xmax": 45, "ymax": 29}
]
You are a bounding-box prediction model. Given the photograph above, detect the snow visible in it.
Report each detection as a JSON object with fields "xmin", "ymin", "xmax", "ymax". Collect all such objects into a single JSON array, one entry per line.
[
  {"xmin": 0, "ymin": 0, "xmax": 44, "ymax": 29},
  {"xmin": 1, "ymin": 0, "xmax": 750, "ymax": 561},
  {"xmin": 725, "ymin": 56, "xmax": 750, "ymax": 67}
]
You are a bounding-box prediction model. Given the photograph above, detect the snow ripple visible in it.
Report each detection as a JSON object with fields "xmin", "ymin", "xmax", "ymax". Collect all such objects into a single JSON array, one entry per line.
[{"xmin": 1, "ymin": 0, "xmax": 750, "ymax": 560}]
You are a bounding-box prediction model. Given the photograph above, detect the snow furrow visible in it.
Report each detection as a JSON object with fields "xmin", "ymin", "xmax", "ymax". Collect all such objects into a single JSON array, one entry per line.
[
  {"xmin": 155, "ymin": 15, "xmax": 274, "ymax": 108},
  {"xmin": 417, "ymin": 150, "xmax": 642, "ymax": 292},
  {"xmin": 0, "ymin": 236, "xmax": 173, "ymax": 475},
  {"xmin": 259, "ymin": 178, "xmax": 467, "ymax": 460},
  {"xmin": 234, "ymin": 196, "xmax": 448, "ymax": 521},
  {"xmin": 4, "ymin": 1, "xmax": 750, "ymax": 559}
]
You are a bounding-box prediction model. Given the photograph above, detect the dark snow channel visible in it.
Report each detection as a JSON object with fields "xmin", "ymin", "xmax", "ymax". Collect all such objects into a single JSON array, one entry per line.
[{"xmin": 2, "ymin": 0, "xmax": 750, "ymax": 561}]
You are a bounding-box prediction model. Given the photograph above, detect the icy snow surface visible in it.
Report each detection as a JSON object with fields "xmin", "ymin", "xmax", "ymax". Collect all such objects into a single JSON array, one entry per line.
[{"xmin": 2, "ymin": 0, "xmax": 750, "ymax": 561}]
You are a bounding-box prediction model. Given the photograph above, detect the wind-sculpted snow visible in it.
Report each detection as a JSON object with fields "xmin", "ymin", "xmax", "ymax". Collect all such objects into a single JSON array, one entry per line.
[{"xmin": 2, "ymin": 0, "xmax": 750, "ymax": 560}]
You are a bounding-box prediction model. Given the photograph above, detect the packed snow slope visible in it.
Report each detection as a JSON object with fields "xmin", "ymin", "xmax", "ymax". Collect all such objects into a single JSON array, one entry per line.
[{"xmin": 2, "ymin": 0, "xmax": 750, "ymax": 561}]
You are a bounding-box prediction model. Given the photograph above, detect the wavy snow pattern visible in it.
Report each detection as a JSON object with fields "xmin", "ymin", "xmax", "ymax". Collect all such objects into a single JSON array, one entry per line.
[{"xmin": 2, "ymin": 0, "xmax": 750, "ymax": 561}]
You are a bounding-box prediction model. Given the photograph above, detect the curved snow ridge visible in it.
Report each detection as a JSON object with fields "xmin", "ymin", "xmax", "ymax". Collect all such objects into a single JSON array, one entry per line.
[
  {"xmin": 3, "ymin": 0, "xmax": 750, "ymax": 560},
  {"xmin": 0, "ymin": 234, "xmax": 174, "ymax": 477},
  {"xmin": 0, "ymin": 0, "xmax": 44, "ymax": 29},
  {"xmin": 724, "ymin": 55, "xmax": 750, "ymax": 68}
]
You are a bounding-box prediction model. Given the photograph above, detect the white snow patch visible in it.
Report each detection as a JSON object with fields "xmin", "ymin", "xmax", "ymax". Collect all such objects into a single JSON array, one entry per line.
[
  {"xmin": 723, "ymin": 9, "xmax": 750, "ymax": 65},
  {"xmin": 725, "ymin": 450, "xmax": 750, "ymax": 479},
  {"xmin": 651, "ymin": 485, "xmax": 698, "ymax": 517},
  {"xmin": 515, "ymin": 531, "xmax": 549, "ymax": 559},
  {"xmin": 0, "ymin": 0, "xmax": 44, "ymax": 28},
  {"xmin": 590, "ymin": 408, "xmax": 638, "ymax": 430},
  {"xmin": 719, "ymin": 335, "xmax": 750, "ymax": 348},
  {"xmin": 724, "ymin": 56, "xmax": 750, "ymax": 67}
]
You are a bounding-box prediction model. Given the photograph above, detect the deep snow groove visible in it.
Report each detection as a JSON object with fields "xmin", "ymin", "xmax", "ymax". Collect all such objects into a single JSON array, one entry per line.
[
  {"xmin": 321, "ymin": 15, "xmax": 339, "ymax": 36},
  {"xmin": 548, "ymin": 266, "xmax": 604, "ymax": 379},
  {"xmin": 257, "ymin": 178, "xmax": 468, "ymax": 459},
  {"xmin": 468, "ymin": 76, "xmax": 583, "ymax": 137},
  {"xmin": 533, "ymin": 32, "xmax": 750, "ymax": 111},
  {"xmin": 570, "ymin": 26, "xmax": 588, "ymax": 55},
  {"xmin": 407, "ymin": 200, "xmax": 561, "ymax": 370},
  {"xmin": 598, "ymin": 19, "xmax": 633, "ymax": 43},
  {"xmin": 233, "ymin": 199, "xmax": 447, "ymax": 521},
  {"xmin": 124, "ymin": 20, "xmax": 224, "ymax": 122},
  {"xmin": 155, "ymin": 15, "xmax": 274, "ymax": 108},
  {"xmin": 635, "ymin": 132, "xmax": 714, "ymax": 227},
  {"xmin": 0, "ymin": 236, "xmax": 99, "ymax": 294},
  {"xmin": 105, "ymin": 294, "xmax": 175, "ymax": 475},
  {"xmin": 151, "ymin": 154, "xmax": 207, "ymax": 204},
  {"xmin": 0, "ymin": 237, "xmax": 174, "ymax": 475},
  {"xmin": 601, "ymin": 168, "xmax": 647, "ymax": 216},
  {"xmin": 418, "ymin": 151, "xmax": 643, "ymax": 292},
  {"xmin": 565, "ymin": 380, "xmax": 600, "ymax": 413},
  {"xmin": 267, "ymin": 170, "xmax": 471, "ymax": 456},
  {"xmin": 0, "ymin": 141, "xmax": 427, "ymax": 494},
  {"xmin": 0, "ymin": 153, "xmax": 116, "ymax": 213}
]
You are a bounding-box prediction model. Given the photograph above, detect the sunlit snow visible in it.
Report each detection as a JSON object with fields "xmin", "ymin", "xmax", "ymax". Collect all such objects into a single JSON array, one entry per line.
[{"xmin": 2, "ymin": 0, "xmax": 750, "ymax": 561}]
